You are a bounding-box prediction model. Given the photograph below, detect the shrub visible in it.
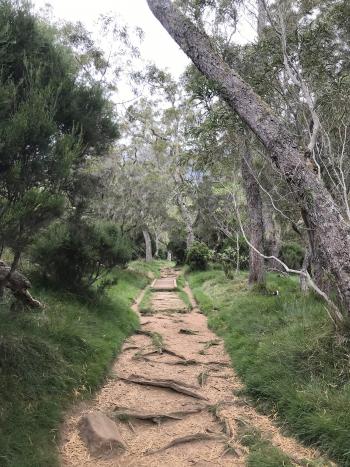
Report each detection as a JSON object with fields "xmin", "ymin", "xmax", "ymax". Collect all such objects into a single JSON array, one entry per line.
[
  {"xmin": 32, "ymin": 219, "xmax": 133, "ymax": 292},
  {"xmin": 186, "ymin": 241, "xmax": 210, "ymax": 271},
  {"xmin": 280, "ymin": 242, "xmax": 305, "ymax": 270}
]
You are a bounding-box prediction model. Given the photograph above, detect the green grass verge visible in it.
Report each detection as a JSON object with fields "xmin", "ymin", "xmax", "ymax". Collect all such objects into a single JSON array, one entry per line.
[
  {"xmin": 139, "ymin": 287, "xmax": 153, "ymax": 315},
  {"xmin": 187, "ymin": 270, "xmax": 350, "ymax": 465},
  {"xmin": 176, "ymin": 270, "xmax": 192, "ymax": 310},
  {"xmin": 0, "ymin": 260, "xmax": 165, "ymax": 467}
]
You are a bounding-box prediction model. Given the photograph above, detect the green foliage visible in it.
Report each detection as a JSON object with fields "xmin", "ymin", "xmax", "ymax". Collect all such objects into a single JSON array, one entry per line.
[
  {"xmin": 238, "ymin": 425, "xmax": 294, "ymax": 467},
  {"xmin": 280, "ymin": 242, "xmax": 305, "ymax": 270},
  {"xmin": 32, "ymin": 220, "xmax": 133, "ymax": 292},
  {"xmin": 188, "ymin": 270, "xmax": 350, "ymax": 465},
  {"xmin": 0, "ymin": 259, "xmax": 166, "ymax": 467},
  {"xmin": 0, "ymin": 1, "xmax": 118, "ymax": 265},
  {"xmin": 186, "ymin": 241, "xmax": 210, "ymax": 271},
  {"xmin": 168, "ymin": 238, "xmax": 188, "ymax": 265}
]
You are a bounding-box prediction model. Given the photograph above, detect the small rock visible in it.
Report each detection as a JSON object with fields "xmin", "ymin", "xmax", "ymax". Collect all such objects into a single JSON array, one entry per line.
[{"xmin": 79, "ymin": 412, "xmax": 126, "ymax": 456}]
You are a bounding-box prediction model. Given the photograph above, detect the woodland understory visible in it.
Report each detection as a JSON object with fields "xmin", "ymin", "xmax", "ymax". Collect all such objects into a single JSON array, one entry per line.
[{"xmin": 1, "ymin": 0, "xmax": 350, "ymax": 466}]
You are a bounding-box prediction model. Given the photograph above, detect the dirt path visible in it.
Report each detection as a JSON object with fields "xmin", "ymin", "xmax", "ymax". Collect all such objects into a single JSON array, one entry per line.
[{"xmin": 60, "ymin": 268, "xmax": 325, "ymax": 466}]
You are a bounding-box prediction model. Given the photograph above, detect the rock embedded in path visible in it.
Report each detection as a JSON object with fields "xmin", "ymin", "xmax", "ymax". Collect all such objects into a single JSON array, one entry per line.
[{"xmin": 79, "ymin": 412, "xmax": 126, "ymax": 456}]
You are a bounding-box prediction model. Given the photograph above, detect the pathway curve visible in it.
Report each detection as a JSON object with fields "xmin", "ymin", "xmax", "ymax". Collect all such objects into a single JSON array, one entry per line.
[{"xmin": 60, "ymin": 268, "xmax": 326, "ymax": 466}]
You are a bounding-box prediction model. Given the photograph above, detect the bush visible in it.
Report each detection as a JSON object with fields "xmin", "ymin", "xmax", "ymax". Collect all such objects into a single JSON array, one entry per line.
[
  {"xmin": 280, "ymin": 242, "xmax": 304, "ymax": 270},
  {"xmin": 216, "ymin": 244, "xmax": 249, "ymax": 278},
  {"xmin": 32, "ymin": 219, "xmax": 133, "ymax": 292},
  {"xmin": 186, "ymin": 241, "xmax": 210, "ymax": 271}
]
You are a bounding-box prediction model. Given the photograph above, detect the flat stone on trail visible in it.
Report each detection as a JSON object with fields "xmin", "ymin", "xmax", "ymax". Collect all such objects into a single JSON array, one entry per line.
[
  {"xmin": 79, "ymin": 411, "xmax": 126, "ymax": 456},
  {"xmin": 152, "ymin": 277, "xmax": 177, "ymax": 291}
]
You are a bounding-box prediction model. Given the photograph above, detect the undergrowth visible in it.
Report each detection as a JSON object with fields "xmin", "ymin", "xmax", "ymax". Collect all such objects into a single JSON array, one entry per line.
[
  {"xmin": 188, "ymin": 269, "xmax": 350, "ymax": 465},
  {"xmin": 0, "ymin": 260, "xmax": 164, "ymax": 467}
]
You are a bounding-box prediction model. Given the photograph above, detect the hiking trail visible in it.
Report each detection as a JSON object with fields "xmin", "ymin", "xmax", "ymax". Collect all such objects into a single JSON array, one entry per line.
[{"xmin": 60, "ymin": 268, "xmax": 326, "ymax": 466}]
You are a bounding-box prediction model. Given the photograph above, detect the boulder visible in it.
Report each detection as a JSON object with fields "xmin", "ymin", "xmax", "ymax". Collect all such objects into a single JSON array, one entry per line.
[{"xmin": 79, "ymin": 412, "xmax": 126, "ymax": 456}]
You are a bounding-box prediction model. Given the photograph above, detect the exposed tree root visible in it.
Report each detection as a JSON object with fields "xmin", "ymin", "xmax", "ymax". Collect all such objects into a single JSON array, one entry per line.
[
  {"xmin": 147, "ymin": 432, "xmax": 226, "ymax": 454},
  {"xmin": 179, "ymin": 328, "xmax": 199, "ymax": 335},
  {"xmin": 123, "ymin": 345, "xmax": 140, "ymax": 351},
  {"xmin": 141, "ymin": 347, "xmax": 187, "ymax": 360},
  {"xmin": 112, "ymin": 406, "xmax": 206, "ymax": 425},
  {"xmin": 118, "ymin": 374, "xmax": 208, "ymax": 400}
]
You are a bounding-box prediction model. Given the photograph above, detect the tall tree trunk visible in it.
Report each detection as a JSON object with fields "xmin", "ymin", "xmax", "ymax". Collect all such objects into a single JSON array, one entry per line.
[
  {"xmin": 143, "ymin": 230, "xmax": 153, "ymax": 262},
  {"xmin": 241, "ymin": 146, "xmax": 266, "ymax": 287},
  {"xmin": 257, "ymin": 0, "xmax": 268, "ymax": 36},
  {"xmin": 154, "ymin": 231, "xmax": 160, "ymax": 258},
  {"xmin": 146, "ymin": 0, "xmax": 350, "ymax": 317},
  {"xmin": 176, "ymin": 194, "xmax": 195, "ymax": 249},
  {"xmin": 263, "ymin": 203, "xmax": 282, "ymax": 271}
]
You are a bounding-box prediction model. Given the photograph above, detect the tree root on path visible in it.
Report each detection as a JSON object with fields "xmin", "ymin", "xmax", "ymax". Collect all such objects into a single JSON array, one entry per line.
[
  {"xmin": 179, "ymin": 328, "xmax": 199, "ymax": 335},
  {"xmin": 140, "ymin": 347, "xmax": 187, "ymax": 360},
  {"xmin": 147, "ymin": 432, "xmax": 226, "ymax": 455},
  {"xmin": 117, "ymin": 374, "xmax": 208, "ymax": 400},
  {"xmin": 112, "ymin": 406, "xmax": 206, "ymax": 425}
]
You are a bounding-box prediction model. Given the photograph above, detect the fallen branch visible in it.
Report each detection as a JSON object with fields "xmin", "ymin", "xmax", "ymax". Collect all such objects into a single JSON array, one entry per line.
[
  {"xmin": 0, "ymin": 261, "xmax": 42, "ymax": 309},
  {"xmin": 147, "ymin": 432, "xmax": 226, "ymax": 454},
  {"xmin": 118, "ymin": 374, "xmax": 208, "ymax": 400}
]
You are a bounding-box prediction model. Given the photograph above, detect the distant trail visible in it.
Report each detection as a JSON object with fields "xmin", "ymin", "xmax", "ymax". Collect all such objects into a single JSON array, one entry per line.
[{"xmin": 60, "ymin": 268, "xmax": 324, "ymax": 466}]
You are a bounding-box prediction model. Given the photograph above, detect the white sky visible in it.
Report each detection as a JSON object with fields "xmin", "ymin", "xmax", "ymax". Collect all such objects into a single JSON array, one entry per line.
[
  {"xmin": 34, "ymin": 0, "xmax": 190, "ymax": 78},
  {"xmin": 33, "ymin": 0, "xmax": 256, "ymax": 80}
]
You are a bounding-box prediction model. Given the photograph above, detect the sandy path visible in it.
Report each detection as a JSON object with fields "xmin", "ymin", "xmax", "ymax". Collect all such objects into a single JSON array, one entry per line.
[{"xmin": 60, "ymin": 268, "xmax": 325, "ymax": 466}]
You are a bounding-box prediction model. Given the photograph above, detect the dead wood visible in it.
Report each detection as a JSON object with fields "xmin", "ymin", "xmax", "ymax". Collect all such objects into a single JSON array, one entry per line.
[
  {"xmin": 179, "ymin": 328, "xmax": 198, "ymax": 335},
  {"xmin": 118, "ymin": 374, "xmax": 208, "ymax": 400},
  {"xmin": 147, "ymin": 432, "xmax": 226, "ymax": 454},
  {"xmin": 0, "ymin": 261, "xmax": 42, "ymax": 308}
]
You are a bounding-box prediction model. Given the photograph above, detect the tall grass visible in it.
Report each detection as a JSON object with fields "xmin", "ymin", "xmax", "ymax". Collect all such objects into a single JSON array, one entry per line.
[
  {"xmin": 0, "ymin": 261, "xmax": 164, "ymax": 467},
  {"xmin": 188, "ymin": 270, "xmax": 350, "ymax": 465}
]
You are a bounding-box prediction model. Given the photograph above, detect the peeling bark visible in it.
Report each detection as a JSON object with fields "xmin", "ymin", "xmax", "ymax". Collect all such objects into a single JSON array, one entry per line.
[{"xmin": 146, "ymin": 0, "xmax": 350, "ymax": 316}]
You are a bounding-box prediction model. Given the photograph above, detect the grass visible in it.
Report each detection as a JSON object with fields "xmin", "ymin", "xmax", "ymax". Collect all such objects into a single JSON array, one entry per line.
[
  {"xmin": 0, "ymin": 260, "xmax": 165, "ymax": 467},
  {"xmin": 187, "ymin": 269, "xmax": 350, "ymax": 466},
  {"xmin": 139, "ymin": 287, "xmax": 153, "ymax": 315},
  {"xmin": 237, "ymin": 423, "xmax": 294, "ymax": 467},
  {"xmin": 176, "ymin": 270, "xmax": 192, "ymax": 310}
]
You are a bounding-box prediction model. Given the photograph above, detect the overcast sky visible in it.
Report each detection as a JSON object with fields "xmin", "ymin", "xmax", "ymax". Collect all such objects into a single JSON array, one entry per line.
[
  {"xmin": 33, "ymin": 0, "xmax": 191, "ymax": 78},
  {"xmin": 33, "ymin": 0, "xmax": 256, "ymax": 80}
]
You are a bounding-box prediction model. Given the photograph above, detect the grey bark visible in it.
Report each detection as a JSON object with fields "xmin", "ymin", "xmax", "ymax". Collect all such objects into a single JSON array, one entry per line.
[
  {"xmin": 263, "ymin": 203, "xmax": 282, "ymax": 271},
  {"xmin": 176, "ymin": 194, "xmax": 195, "ymax": 249},
  {"xmin": 143, "ymin": 230, "xmax": 153, "ymax": 262},
  {"xmin": 257, "ymin": 0, "xmax": 268, "ymax": 36},
  {"xmin": 241, "ymin": 147, "xmax": 266, "ymax": 287},
  {"xmin": 146, "ymin": 0, "xmax": 350, "ymax": 316}
]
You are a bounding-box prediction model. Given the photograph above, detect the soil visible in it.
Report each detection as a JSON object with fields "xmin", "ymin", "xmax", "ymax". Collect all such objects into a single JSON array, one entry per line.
[{"xmin": 60, "ymin": 268, "xmax": 325, "ymax": 466}]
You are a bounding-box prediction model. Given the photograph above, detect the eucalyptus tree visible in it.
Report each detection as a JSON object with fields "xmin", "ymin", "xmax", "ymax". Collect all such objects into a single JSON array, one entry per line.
[{"xmin": 147, "ymin": 0, "xmax": 350, "ymax": 323}]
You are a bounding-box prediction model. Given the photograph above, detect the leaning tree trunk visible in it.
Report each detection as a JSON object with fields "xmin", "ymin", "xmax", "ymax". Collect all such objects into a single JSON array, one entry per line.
[
  {"xmin": 146, "ymin": 0, "xmax": 350, "ymax": 318},
  {"xmin": 241, "ymin": 147, "xmax": 266, "ymax": 287},
  {"xmin": 143, "ymin": 230, "xmax": 153, "ymax": 262}
]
